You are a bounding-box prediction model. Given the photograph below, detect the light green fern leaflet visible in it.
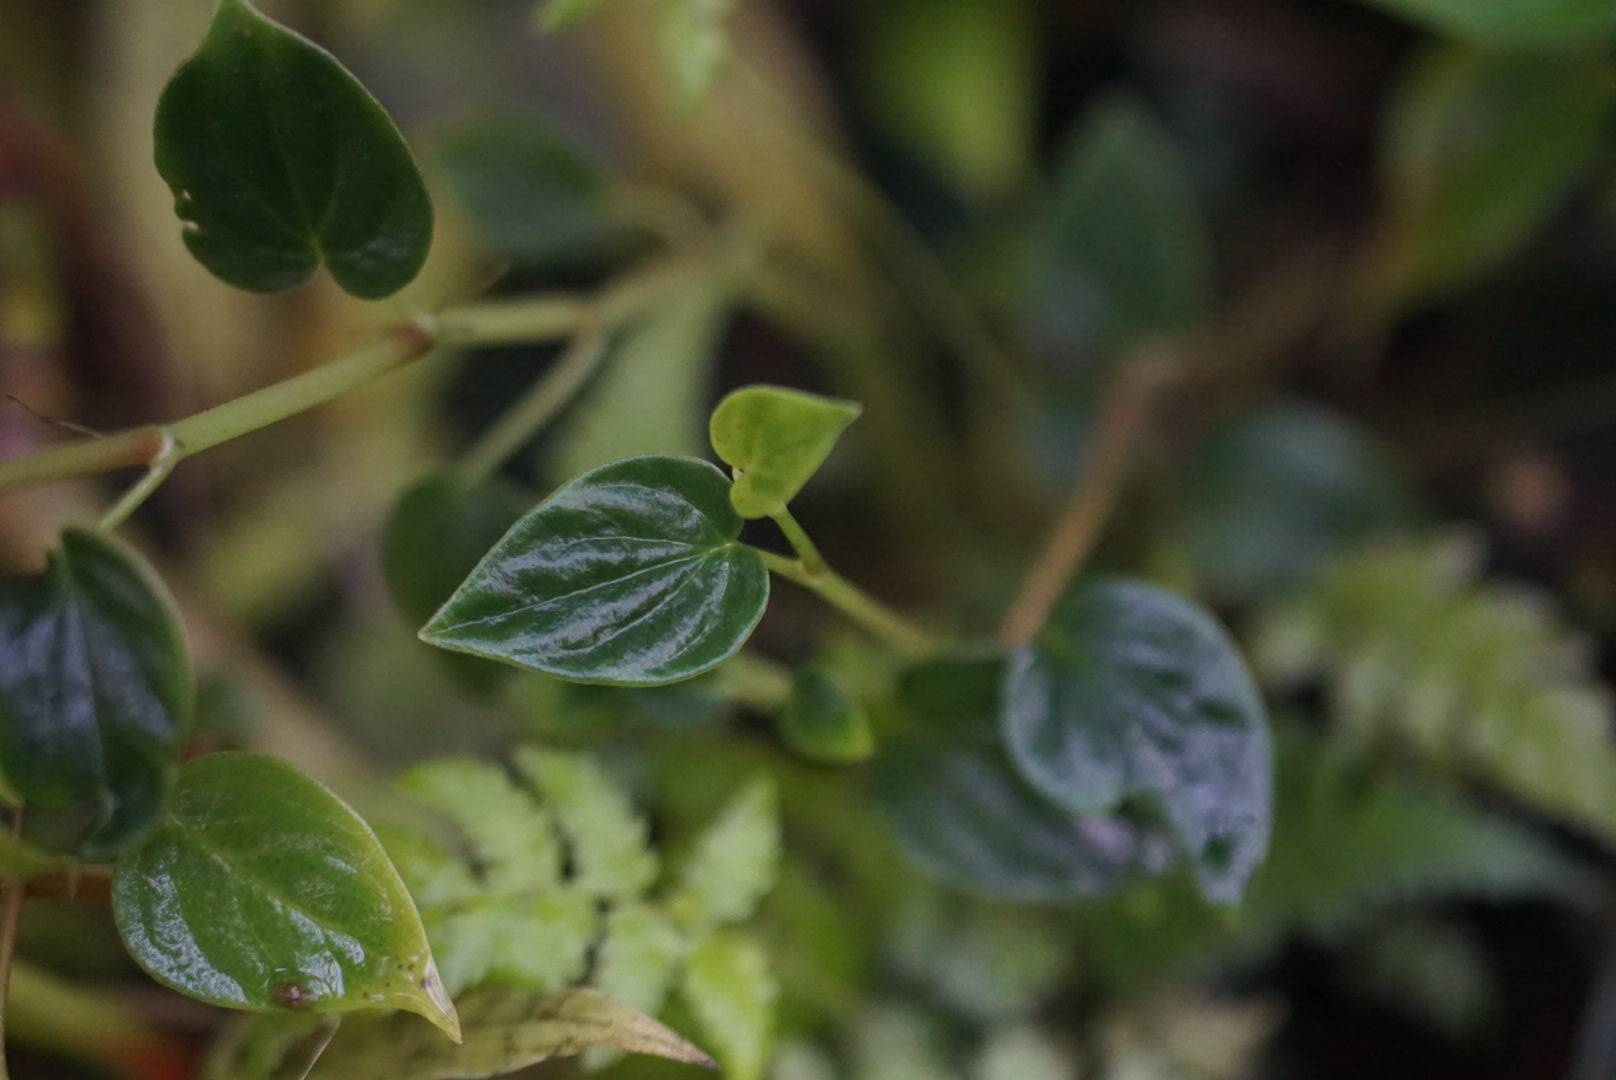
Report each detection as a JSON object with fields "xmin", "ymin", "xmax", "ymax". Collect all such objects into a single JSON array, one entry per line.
[
  {"xmin": 379, "ymin": 748, "xmax": 781, "ymax": 1077},
  {"xmin": 1254, "ymin": 534, "xmax": 1616, "ymax": 838}
]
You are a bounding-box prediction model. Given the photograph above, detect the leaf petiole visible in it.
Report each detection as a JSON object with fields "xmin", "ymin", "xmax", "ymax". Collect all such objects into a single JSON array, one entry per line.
[{"xmin": 756, "ymin": 547, "xmax": 938, "ymax": 658}]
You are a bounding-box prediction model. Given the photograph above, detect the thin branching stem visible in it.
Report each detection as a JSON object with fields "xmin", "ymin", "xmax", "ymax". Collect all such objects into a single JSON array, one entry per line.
[
  {"xmin": 758, "ymin": 549, "xmax": 939, "ymax": 658},
  {"xmin": 998, "ymin": 345, "xmax": 1178, "ymax": 649}
]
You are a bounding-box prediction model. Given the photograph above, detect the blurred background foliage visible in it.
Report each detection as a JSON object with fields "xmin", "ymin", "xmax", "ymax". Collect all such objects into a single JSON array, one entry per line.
[{"xmin": 7, "ymin": 0, "xmax": 1616, "ymax": 1078}]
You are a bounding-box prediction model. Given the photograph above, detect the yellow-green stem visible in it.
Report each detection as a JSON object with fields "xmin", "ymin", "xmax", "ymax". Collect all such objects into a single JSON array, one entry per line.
[
  {"xmin": 770, "ymin": 507, "xmax": 826, "ymax": 574},
  {"xmin": 758, "ymin": 549, "xmax": 938, "ymax": 658}
]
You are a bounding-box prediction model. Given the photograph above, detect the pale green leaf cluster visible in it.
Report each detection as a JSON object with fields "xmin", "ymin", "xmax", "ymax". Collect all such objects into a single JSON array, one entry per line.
[
  {"xmin": 1254, "ymin": 534, "xmax": 1616, "ymax": 838},
  {"xmin": 384, "ymin": 749, "xmax": 780, "ymax": 1076}
]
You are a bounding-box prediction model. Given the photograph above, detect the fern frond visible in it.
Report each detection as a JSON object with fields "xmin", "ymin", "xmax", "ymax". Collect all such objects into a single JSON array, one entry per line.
[{"xmin": 1254, "ymin": 534, "xmax": 1616, "ymax": 837}]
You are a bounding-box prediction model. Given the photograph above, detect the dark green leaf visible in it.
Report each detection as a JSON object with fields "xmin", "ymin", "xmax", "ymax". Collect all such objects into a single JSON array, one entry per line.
[
  {"xmin": 112, "ymin": 752, "xmax": 459, "ymax": 1039},
  {"xmin": 420, "ymin": 455, "xmax": 769, "ymax": 686},
  {"xmin": 708, "ymin": 385, "xmax": 861, "ymax": 519},
  {"xmin": 154, "ymin": 0, "xmax": 433, "ymax": 298},
  {"xmin": 874, "ymin": 732, "xmax": 1176, "ymax": 901},
  {"xmin": 1184, "ymin": 402, "xmax": 1414, "ymax": 597},
  {"xmin": 306, "ymin": 986, "xmax": 714, "ymax": 1079},
  {"xmin": 1374, "ymin": 46, "xmax": 1616, "ymax": 307},
  {"xmin": 1027, "ymin": 94, "xmax": 1209, "ymax": 352},
  {"xmin": 1002, "ymin": 580, "xmax": 1271, "ymax": 903},
  {"xmin": 1357, "ymin": 0, "xmax": 1616, "ymax": 44},
  {"xmin": 383, "ymin": 474, "xmax": 529, "ymax": 694},
  {"xmin": 777, "ymin": 669, "xmax": 874, "ymax": 762},
  {"xmin": 435, "ymin": 115, "xmax": 610, "ymax": 265},
  {"xmin": 0, "ymin": 529, "xmax": 192, "ymax": 861}
]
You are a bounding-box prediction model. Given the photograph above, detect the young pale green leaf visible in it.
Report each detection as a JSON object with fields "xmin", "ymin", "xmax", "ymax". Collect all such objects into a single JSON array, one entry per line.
[
  {"xmin": 1375, "ymin": 46, "xmax": 1616, "ymax": 308},
  {"xmin": 1003, "ymin": 579, "xmax": 1272, "ymax": 904},
  {"xmin": 591, "ymin": 902, "xmax": 688, "ymax": 1016},
  {"xmin": 307, "ymin": 986, "xmax": 715, "ymax": 1079},
  {"xmin": 424, "ymin": 892, "xmax": 596, "ymax": 998},
  {"xmin": 514, "ymin": 747, "xmax": 659, "ymax": 897},
  {"xmin": 111, "ymin": 753, "xmax": 459, "ymax": 1040},
  {"xmin": 1357, "ymin": 0, "xmax": 1616, "ymax": 44},
  {"xmin": 682, "ymin": 932, "xmax": 775, "ymax": 1080},
  {"xmin": 435, "ymin": 115, "xmax": 610, "ymax": 265},
  {"xmin": 708, "ymin": 386, "xmax": 862, "ymax": 519},
  {"xmin": 1028, "ymin": 93, "xmax": 1209, "ymax": 351},
  {"xmin": 420, "ymin": 455, "xmax": 769, "ymax": 686},
  {"xmin": 555, "ymin": 279, "xmax": 731, "ymax": 482},
  {"xmin": 874, "ymin": 732, "xmax": 1175, "ymax": 901},
  {"xmin": 668, "ymin": 778, "xmax": 780, "ymax": 932},
  {"xmin": 778, "ymin": 669, "xmax": 875, "ymax": 762},
  {"xmin": 0, "ymin": 529, "xmax": 192, "ymax": 861},
  {"xmin": 154, "ymin": 0, "xmax": 433, "ymax": 298}
]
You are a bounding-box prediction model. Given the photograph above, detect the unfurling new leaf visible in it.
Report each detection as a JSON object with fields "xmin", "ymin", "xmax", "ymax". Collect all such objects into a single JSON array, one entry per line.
[{"xmin": 708, "ymin": 386, "xmax": 862, "ymax": 519}]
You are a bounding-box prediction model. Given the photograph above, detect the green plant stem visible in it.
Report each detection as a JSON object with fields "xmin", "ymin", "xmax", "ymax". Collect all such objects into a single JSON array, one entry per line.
[
  {"xmin": 0, "ymin": 813, "xmax": 25, "ymax": 1080},
  {"xmin": 96, "ymin": 430, "xmax": 177, "ymax": 532},
  {"xmin": 758, "ymin": 549, "xmax": 938, "ymax": 658},
  {"xmin": 458, "ymin": 329, "xmax": 609, "ymax": 483},
  {"xmin": 998, "ymin": 346, "xmax": 1178, "ymax": 648},
  {"xmin": 770, "ymin": 507, "xmax": 826, "ymax": 574}
]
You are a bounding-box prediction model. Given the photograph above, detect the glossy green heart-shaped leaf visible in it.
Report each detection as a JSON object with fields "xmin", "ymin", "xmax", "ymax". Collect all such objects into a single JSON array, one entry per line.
[
  {"xmin": 154, "ymin": 0, "xmax": 433, "ymax": 298},
  {"xmin": 708, "ymin": 386, "xmax": 861, "ymax": 519},
  {"xmin": 1002, "ymin": 579, "xmax": 1271, "ymax": 903},
  {"xmin": 112, "ymin": 752, "xmax": 460, "ymax": 1040},
  {"xmin": 420, "ymin": 455, "xmax": 769, "ymax": 686},
  {"xmin": 0, "ymin": 529, "xmax": 192, "ymax": 861}
]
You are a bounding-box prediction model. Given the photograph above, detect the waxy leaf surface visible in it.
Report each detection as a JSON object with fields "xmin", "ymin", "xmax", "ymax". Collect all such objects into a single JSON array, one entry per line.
[
  {"xmin": 421, "ymin": 455, "xmax": 768, "ymax": 685},
  {"xmin": 1002, "ymin": 579, "xmax": 1272, "ymax": 903},
  {"xmin": 0, "ymin": 529, "xmax": 191, "ymax": 861},
  {"xmin": 876, "ymin": 657, "xmax": 1176, "ymax": 900},
  {"xmin": 708, "ymin": 386, "xmax": 862, "ymax": 519},
  {"xmin": 112, "ymin": 753, "xmax": 460, "ymax": 1039},
  {"xmin": 154, "ymin": 0, "xmax": 433, "ymax": 297}
]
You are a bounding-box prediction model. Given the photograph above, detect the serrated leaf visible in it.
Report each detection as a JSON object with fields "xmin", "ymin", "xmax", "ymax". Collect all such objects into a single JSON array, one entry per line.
[
  {"xmin": 1372, "ymin": 45, "xmax": 1616, "ymax": 309},
  {"xmin": 1004, "ymin": 579, "xmax": 1272, "ymax": 903},
  {"xmin": 1254, "ymin": 535, "xmax": 1616, "ymax": 839},
  {"xmin": 1356, "ymin": 0, "xmax": 1616, "ymax": 44},
  {"xmin": 668, "ymin": 778, "xmax": 779, "ymax": 931},
  {"xmin": 1027, "ymin": 93, "xmax": 1209, "ymax": 353},
  {"xmin": 584, "ymin": 902, "xmax": 689, "ymax": 1070},
  {"xmin": 777, "ymin": 668, "xmax": 874, "ymax": 762},
  {"xmin": 556, "ymin": 279, "xmax": 732, "ymax": 482},
  {"xmin": 708, "ymin": 386, "xmax": 862, "ymax": 519},
  {"xmin": 426, "ymin": 891, "xmax": 596, "ymax": 998},
  {"xmin": 682, "ymin": 932, "xmax": 774, "ymax": 1080},
  {"xmin": 0, "ymin": 528, "xmax": 192, "ymax": 861},
  {"xmin": 435, "ymin": 115, "xmax": 610, "ymax": 265},
  {"xmin": 308, "ymin": 986, "xmax": 714, "ymax": 1079},
  {"xmin": 420, "ymin": 455, "xmax": 769, "ymax": 686},
  {"xmin": 398, "ymin": 759, "xmax": 562, "ymax": 892},
  {"xmin": 153, "ymin": 0, "xmax": 433, "ymax": 298},
  {"xmin": 514, "ymin": 747, "xmax": 658, "ymax": 897},
  {"xmin": 111, "ymin": 753, "xmax": 459, "ymax": 1040}
]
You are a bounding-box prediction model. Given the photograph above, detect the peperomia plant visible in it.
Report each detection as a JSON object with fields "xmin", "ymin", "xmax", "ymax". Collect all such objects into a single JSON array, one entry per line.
[{"xmin": 0, "ymin": 1, "xmax": 1285, "ymax": 1077}]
